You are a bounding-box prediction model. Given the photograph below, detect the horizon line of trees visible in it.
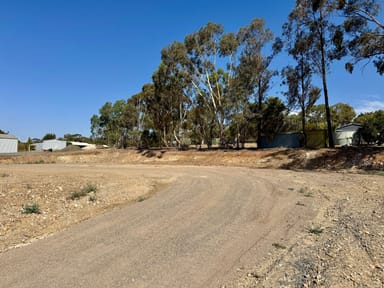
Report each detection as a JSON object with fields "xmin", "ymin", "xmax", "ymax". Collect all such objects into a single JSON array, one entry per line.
[{"xmin": 91, "ymin": 0, "xmax": 384, "ymax": 149}]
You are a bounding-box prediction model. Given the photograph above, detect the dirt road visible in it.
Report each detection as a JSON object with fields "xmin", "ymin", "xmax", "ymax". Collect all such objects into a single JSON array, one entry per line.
[
  {"xmin": 0, "ymin": 162, "xmax": 383, "ymax": 287},
  {"xmin": 0, "ymin": 164, "xmax": 315, "ymax": 288}
]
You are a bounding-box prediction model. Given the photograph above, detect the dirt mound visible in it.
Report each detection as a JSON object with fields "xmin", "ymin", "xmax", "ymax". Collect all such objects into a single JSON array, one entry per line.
[{"xmin": 2, "ymin": 147, "xmax": 384, "ymax": 172}]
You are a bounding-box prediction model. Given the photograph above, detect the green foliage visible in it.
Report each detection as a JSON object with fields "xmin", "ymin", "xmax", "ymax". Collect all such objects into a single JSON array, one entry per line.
[
  {"xmin": 236, "ymin": 19, "xmax": 278, "ymax": 147},
  {"xmin": 308, "ymin": 225, "xmax": 324, "ymax": 235},
  {"xmin": 84, "ymin": 0, "xmax": 384, "ymax": 151},
  {"xmin": 331, "ymin": 102, "xmax": 356, "ymax": 126},
  {"xmin": 285, "ymin": 0, "xmax": 345, "ymax": 147},
  {"xmin": 137, "ymin": 196, "xmax": 146, "ymax": 202},
  {"xmin": 22, "ymin": 203, "xmax": 41, "ymax": 214},
  {"xmin": 355, "ymin": 110, "xmax": 384, "ymax": 144},
  {"xmin": 140, "ymin": 130, "xmax": 161, "ymax": 148},
  {"xmin": 272, "ymin": 243, "xmax": 287, "ymax": 249},
  {"xmin": 63, "ymin": 133, "xmax": 92, "ymax": 143},
  {"xmin": 42, "ymin": 133, "xmax": 56, "ymax": 140},
  {"xmin": 260, "ymin": 97, "xmax": 287, "ymax": 139},
  {"xmin": 337, "ymin": 0, "xmax": 384, "ymax": 74},
  {"xmin": 70, "ymin": 184, "xmax": 97, "ymax": 200},
  {"xmin": 306, "ymin": 103, "xmax": 356, "ymax": 129},
  {"xmin": 82, "ymin": 184, "xmax": 97, "ymax": 194},
  {"xmin": 151, "ymin": 42, "xmax": 192, "ymax": 147},
  {"xmin": 91, "ymin": 19, "xmax": 283, "ymax": 149},
  {"xmin": 90, "ymin": 7, "xmax": 384, "ymax": 150},
  {"xmin": 91, "ymin": 97, "xmax": 144, "ymax": 148},
  {"xmin": 184, "ymin": 22, "xmax": 236, "ymax": 147},
  {"xmin": 281, "ymin": 26, "xmax": 321, "ymax": 145}
]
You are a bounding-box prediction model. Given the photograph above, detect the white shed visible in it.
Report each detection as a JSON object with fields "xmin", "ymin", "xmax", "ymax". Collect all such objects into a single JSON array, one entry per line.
[
  {"xmin": 0, "ymin": 134, "xmax": 18, "ymax": 154},
  {"xmin": 335, "ymin": 123, "xmax": 362, "ymax": 146},
  {"xmin": 34, "ymin": 139, "xmax": 67, "ymax": 151}
]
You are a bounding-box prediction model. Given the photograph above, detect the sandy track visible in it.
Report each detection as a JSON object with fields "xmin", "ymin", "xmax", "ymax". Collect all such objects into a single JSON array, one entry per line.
[{"xmin": 0, "ymin": 165, "xmax": 315, "ymax": 288}]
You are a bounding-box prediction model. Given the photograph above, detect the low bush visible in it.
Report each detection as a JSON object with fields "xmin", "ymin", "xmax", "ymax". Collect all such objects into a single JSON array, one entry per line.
[
  {"xmin": 22, "ymin": 203, "xmax": 41, "ymax": 214},
  {"xmin": 69, "ymin": 183, "xmax": 97, "ymax": 200}
]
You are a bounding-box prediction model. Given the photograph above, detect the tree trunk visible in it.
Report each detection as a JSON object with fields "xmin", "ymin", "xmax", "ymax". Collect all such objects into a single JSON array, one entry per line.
[
  {"xmin": 322, "ymin": 76, "xmax": 334, "ymax": 148},
  {"xmin": 162, "ymin": 127, "xmax": 168, "ymax": 148},
  {"xmin": 300, "ymin": 69, "xmax": 307, "ymax": 148},
  {"xmin": 301, "ymin": 107, "xmax": 307, "ymax": 147},
  {"xmin": 319, "ymin": 18, "xmax": 334, "ymax": 148},
  {"xmin": 256, "ymin": 90, "xmax": 263, "ymax": 149}
]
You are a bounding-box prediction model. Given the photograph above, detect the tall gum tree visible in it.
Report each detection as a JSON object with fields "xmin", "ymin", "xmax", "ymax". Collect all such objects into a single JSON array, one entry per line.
[
  {"xmin": 152, "ymin": 42, "xmax": 192, "ymax": 147},
  {"xmin": 184, "ymin": 22, "xmax": 239, "ymax": 147},
  {"xmin": 337, "ymin": 0, "xmax": 384, "ymax": 74},
  {"xmin": 236, "ymin": 18, "xmax": 279, "ymax": 148},
  {"xmin": 282, "ymin": 14, "xmax": 321, "ymax": 146},
  {"xmin": 286, "ymin": 0, "xmax": 342, "ymax": 147}
]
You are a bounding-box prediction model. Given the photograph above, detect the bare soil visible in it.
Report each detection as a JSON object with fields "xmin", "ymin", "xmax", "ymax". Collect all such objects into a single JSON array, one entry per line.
[{"xmin": 0, "ymin": 147, "xmax": 383, "ymax": 287}]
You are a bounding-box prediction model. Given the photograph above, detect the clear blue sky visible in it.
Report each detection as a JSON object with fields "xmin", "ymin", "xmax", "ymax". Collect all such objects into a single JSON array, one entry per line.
[{"xmin": 1, "ymin": 0, "xmax": 383, "ymax": 141}]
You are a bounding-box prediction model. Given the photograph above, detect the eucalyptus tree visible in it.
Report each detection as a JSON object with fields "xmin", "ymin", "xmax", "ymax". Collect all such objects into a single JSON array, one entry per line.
[
  {"xmin": 138, "ymin": 82, "xmax": 175, "ymax": 147},
  {"xmin": 42, "ymin": 133, "xmax": 56, "ymax": 140},
  {"xmin": 331, "ymin": 102, "xmax": 356, "ymax": 126},
  {"xmin": 337, "ymin": 0, "xmax": 384, "ymax": 74},
  {"xmin": 236, "ymin": 18, "xmax": 279, "ymax": 148},
  {"xmin": 121, "ymin": 93, "xmax": 147, "ymax": 147},
  {"xmin": 286, "ymin": 0, "xmax": 343, "ymax": 147},
  {"xmin": 306, "ymin": 102, "xmax": 356, "ymax": 128},
  {"xmin": 282, "ymin": 9, "xmax": 322, "ymax": 146},
  {"xmin": 282, "ymin": 66, "xmax": 320, "ymax": 145},
  {"xmin": 184, "ymin": 22, "xmax": 240, "ymax": 146},
  {"xmin": 355, "ymin": 110, "xmax": 384, "ymax": 144},
  {"xmin": 90, "ymin": 100, "xmax": 127, "ymax": 147},
  {"xmin": 187, "ymin": 92, "xmax": 218, "ymax": 149},
  {"xmin": 152, "ymin": 42, "xmax": 193, "ymax": 147},
  {"xmin": 260, "ymin": 97, "xmax": 288, "ymax": 139}
]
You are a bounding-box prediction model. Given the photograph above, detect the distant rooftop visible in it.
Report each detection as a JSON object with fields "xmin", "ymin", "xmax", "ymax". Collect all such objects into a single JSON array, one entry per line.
[{"xmin": 0, "ymin": 134, "xmax": 17, "ymax": 140}]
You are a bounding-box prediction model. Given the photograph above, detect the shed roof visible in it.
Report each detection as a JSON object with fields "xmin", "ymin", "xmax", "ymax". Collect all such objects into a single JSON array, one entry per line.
[
  {"xmin": 43, "ymin": 139, "xmax": 66, "ymax": 143},
  {"xmin": 0, "ymin": 134, "xmax": 18, "ymax": 140},
  {"xmin": 336, "ymin": 123, "xmax": 362, "ymax": 132}
]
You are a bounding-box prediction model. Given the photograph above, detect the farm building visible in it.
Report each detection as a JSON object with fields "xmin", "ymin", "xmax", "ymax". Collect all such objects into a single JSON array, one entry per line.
[
  {"xmin": 306, "ymin": 129, "xmax": 328, "ymax": 148},
  {"xmin": 335, "ymin": 123, "xmax": 362, "ymax": 146},
  {"xmin": 34, "ymin": 139, "xmax": 67, "ymax": 151},
  {"xmin": 0, "ymin": 134, "xmax": 18, "ymax": 154},
  {"xmin": 259, "ymin": 132, "xmax": 302, "ymax": 148}
]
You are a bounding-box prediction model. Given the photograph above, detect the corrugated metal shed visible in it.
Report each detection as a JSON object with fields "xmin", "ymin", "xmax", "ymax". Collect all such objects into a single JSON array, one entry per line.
[
  {"xmin": 335, "ymin": 123, "xmax": 362, "ymax": 146},
  {"xmin": 306, "ymin": 130, "xmax": 328, "ymax": 148},
  {"xmin": 0, "ymin": 134, "xmax": 18, "ymax": 153},
  {"xmin": 259, "ymin": 132, "xmax": 302, "ymax": 148},
  {"xmin": 34, "ymin": 140, "xmax": 67, "ymax": 151}
]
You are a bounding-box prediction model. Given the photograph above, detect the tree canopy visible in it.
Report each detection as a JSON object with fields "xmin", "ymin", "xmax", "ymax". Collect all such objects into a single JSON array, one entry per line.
[
  {"xmin": 91, "ymin": 1, "xmax": 383, "ymax": 149},
  {"xmin": 42, "ymin": 133, "xmax": 56, "ymax": 141},
  {"xmin": 337, "ymin": 0, "xmax": 384, "ymax": 74}
]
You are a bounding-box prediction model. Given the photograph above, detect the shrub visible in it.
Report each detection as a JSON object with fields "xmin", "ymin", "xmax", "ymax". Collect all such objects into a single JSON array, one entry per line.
[
  {"xmin": 69, "ymin": 183, "xmax": 97, "ymax": 200},
  {"xmin": 82, "ymin": 183, "xmax": 97, "ymax": 194},
  {"xmin": 308, "ymin": 226, "xmax": 324, "ymax": 235},
  {"xmin": 272, "ymin": 243, "xmax": 287, "ymax": 249},
  {"xmin": 22, "ymin": 203, "xmax": 41, "ymax": 214}
]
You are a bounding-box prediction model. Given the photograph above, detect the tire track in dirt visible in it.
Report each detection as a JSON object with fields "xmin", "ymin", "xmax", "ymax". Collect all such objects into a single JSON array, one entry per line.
[{"xmin": 0, "ymin": 165, "xmax": 313, "ymax": 288}]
